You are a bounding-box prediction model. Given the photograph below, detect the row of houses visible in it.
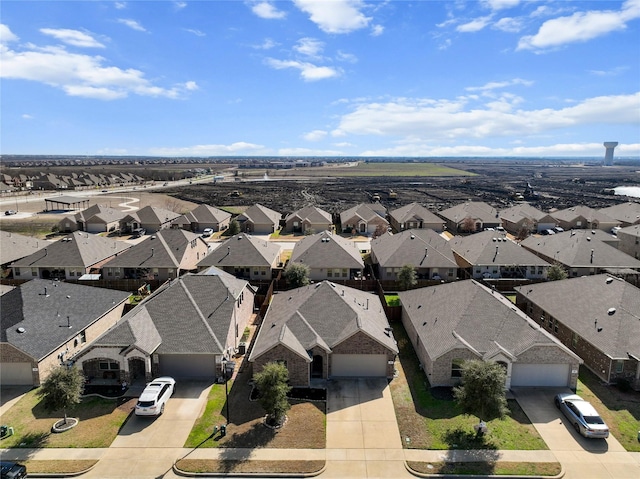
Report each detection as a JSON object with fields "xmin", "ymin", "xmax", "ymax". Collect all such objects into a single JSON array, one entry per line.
[{"xmin": 0, "ymin": 171, "xmax": 144, "ymax": 193}]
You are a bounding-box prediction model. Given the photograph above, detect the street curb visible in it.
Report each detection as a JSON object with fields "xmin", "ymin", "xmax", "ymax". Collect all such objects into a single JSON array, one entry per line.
[
  {"xmin": 404, "ymin": 461, "xmax": 565, "ymax": 479},
  {"xmin": 172, "ymin": 461, "xmax": 327, "ymax": 478}
]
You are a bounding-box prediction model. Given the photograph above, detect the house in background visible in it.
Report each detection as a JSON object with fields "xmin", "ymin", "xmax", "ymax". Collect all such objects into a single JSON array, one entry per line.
[
  {"xmin": 196, "ymin": 233, "xmax": 283, "ymax": 280},
  {"xmin": 101, "ymin": 229, "xmax": 208, "ymax": 281},
  {"xmin": 499, "ymin": 203, "xmax": 558, "ymax": 235},
  {"xmin": 340, "ymin": 203, "xmax": 389, "ymax": 236},
  {"xmin": 615, "ymin": 224, "xmax": 640, "ymax": 260},
  {"xmin": 449, "ymin": 230, "xmax": 550, "ymax": 280},
  {"xmin": 283, "ymin": 205, "xmax": 333, "ymax": 234},
  {"xmin": 249, "ymin": 281, "xmax": 398, "ymax": 387},
  {"xmin": 370, "ymin": 229, "xmax": 458, "ymax": 281},
  {"xmin": 551, "ymin": 205, "xmax": 618, "ymax": 232},
  {"xmin": 0, "ymin": 231, "xmax": 50, "ymax": 277},
  {"xmin": 388, "ymin": 203, "xmax": 444, "ymax": 233},
  {"xmin": 399, "ymin": 280, "xmax": 582, "ymax": 389},
  {"xmin": 515, "ymin": 275, "xmax": 640, "ymax": 390},
  {"xmin": 289, "ymin": 230, "xmax": 364, "ymax": 281},
  {"xmin": 235, "ymin": 203, "xmax": 282, "ymax": 234},
  {"xmin": 11, "ymin": 232, "xmax": 131, "ymax": 280},
  {"xmin": 599, "ymin": 202, "xmax": 640, "ymax": 227},
  {"xmin": 171, "ymin": 204, "xmax": 231, "ymax": 233},
  {"xmin": 119, "ymin": 205, "xmax": 182, "ymax": 234},
  {"xmin": 73, "ymin": 271, "xmax": 255, "ymax": 383},
  {"xmin": 438, "ymin": 201, "xmax": 501, "ymax": 233},
  {"xmin": 58, "ymin": 204, "xmax": 127, "ymax": 234},
  {"xmin": 0, "ymin": 279, "xmax": 129, "ymax": 386}
]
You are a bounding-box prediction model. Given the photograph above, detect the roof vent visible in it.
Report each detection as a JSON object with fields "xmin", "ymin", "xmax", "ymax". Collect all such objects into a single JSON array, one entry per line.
[
  {"xmin": 17, "ymin": 327, "xmax": 26, "ymax": 334},
  {"xmin": 605, "ymin": 277, "xmax": 613, "ymax": 284},
  {"xmin": 410, "ymin": 234, "xmax": 415, "ymax": 239},
  {"xmin": 586, "ymin": 237, "xmax": 591, "ymax": 241},
  {"xmin": 492, "ymin": 237, "xmax": 497, "ymax": 242},
  {"xmin": 607, "ymin": 307, "xmax": 616, "ymax": 315}
]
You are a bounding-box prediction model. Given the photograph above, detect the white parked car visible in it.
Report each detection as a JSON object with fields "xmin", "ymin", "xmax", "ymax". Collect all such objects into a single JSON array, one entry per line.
[
  {"xmin": 135, "ymin": 377, "xmax": 176, "ymax": 416},
  {"xmin": 202, "ymin": 228, "xmax": 214, "ymax": 237}
]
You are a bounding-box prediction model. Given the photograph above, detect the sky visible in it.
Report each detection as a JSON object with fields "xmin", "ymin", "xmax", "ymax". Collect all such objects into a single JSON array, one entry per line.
[{"xmin": 1, "ymin": 0, "xmax": 639, "ymax": 158}]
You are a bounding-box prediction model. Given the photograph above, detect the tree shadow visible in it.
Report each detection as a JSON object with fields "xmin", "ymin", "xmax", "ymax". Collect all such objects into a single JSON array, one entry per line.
[
  {"xmin": 443, "ymin": 426, "xmax": 499, "ymax": 451},
  {"xmin": 6, "ymin": 431, "xmax": 50, "ymax": 449}
]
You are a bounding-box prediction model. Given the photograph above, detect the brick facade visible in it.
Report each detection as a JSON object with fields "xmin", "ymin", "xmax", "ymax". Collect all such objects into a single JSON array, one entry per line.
[{"xmin": 252, "ymin": 344, "xmax": 310, "ymax": 387}]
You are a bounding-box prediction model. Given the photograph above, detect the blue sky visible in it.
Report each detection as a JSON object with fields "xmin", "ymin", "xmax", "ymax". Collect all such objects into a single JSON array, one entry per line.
[{"xmin": 1, "ymin": 0, "xmax": 639, "ymax": 157}]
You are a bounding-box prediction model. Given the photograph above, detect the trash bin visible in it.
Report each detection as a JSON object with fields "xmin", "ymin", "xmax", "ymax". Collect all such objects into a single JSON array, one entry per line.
[
  {"xmin": 238, "ymin": 342, "xmax": 246, "ymax": 355},
  {"xmin": 220, "ymin": 424, "xmax": 226, "ymax": 437}
]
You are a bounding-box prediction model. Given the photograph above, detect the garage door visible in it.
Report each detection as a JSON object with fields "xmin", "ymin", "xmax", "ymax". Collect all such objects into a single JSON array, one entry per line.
[
  {"xmin": 511, "ymin": 363, "xmax": 570, "ymax": 387},
  {"xmin": 159, "ymin": 354, "xmax": 216, "ymax": 379},
  {"xmin": 331, "ymin": 354, "xmax": 387, "ymax": 377},
  {"xmin": 1, "ymin": 362, "xmax": 33, "ymax": 385}
]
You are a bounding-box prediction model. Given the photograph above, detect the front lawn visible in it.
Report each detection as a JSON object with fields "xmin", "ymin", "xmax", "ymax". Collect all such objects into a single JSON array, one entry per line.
[
  {"xmin": 0, "ymin": 389, "xmax": 134, "ymax": 448},
  {"xmin": 390, "ymin": 322, "xmax": 547, "ymax": 450}
]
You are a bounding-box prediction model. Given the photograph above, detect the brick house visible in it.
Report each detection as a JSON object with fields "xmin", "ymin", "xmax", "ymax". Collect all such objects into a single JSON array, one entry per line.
[
  {"xmin": 551, "ymin": 205, "xmax": 618, "ymax": 232},
  {"xmin": 119, "ymin": 205, "xmax": 182, "ymax": 234},
  {"xmin": 283, "ymin": 205, "xmax": 333, "ymax": 234},
  {"xmin": 599, "ymin": 202, "xmax": 640, "ymax": 228},
  {"xmin": 437, "ymin": 201, "xmax": 501, "ymax": 233},
  {"xmin": 58, "ymin": 204, "xmax": 127, "ymax": 234},
  {"xmin": 340, "ymin": 203, "xmax": 389, "ymax": 236},
  {"xmin": 249, "ymin": 281, "xmax": 398, "ymax": 387},
  {"xmin": 235, "ymin": 203, "xmax": 282, "ymax": 234},
  {"xmin": 499, "ymin": 204, "xmax": 558, "ymax": 235},
  {"xmin": 515, "ymin": 274, "xmax": 640, "ymax": 390},
  {"xmin": 388, "ymin": 203, "xmax": 444, "ymax": 233},
  {"xmin": 289, "ymin": 231, "xmax": 364, "ymax": 281},
  {"xmin": 171, "ymin": 204, "xmax": 232, "ymax": 233}
]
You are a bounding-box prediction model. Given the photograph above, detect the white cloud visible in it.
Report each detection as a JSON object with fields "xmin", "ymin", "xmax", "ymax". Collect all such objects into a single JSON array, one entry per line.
[
  {"xmin": 183, "ymin": 81, "xmax": 198, "ymax": 91},
  {"xmin": 185, "ymin": 28, "xmax": 206, "ymax": 37},
  {"xmin": 251, "ymin": 1, "xmax": 286, "ymax": 20},
  {"xmin": 150, "ymin": 142, "xmax": 267, "ymax": 156},
  {"xmin": 278, "ymin": 147, "xmax": 345, "ymax": 156},
  {"xmin": 22, "ymin": 114, "xmax": 33, "ymax": 120},
  {"xmin": 588, "ymin": 66, "xmax": 628, "ymax": 76},
  {"xmin": 303, "ymin": 129, "xmax": 328, "ymax": 141},
  {"xmin": 117, "ymin": 19, "xmax": 147, "ymax": 32},
  {"xmin": 265, "ymin": 58, "xmax": 341, "ymax": 81},
  {"xmin": 294, "ymin": 37, "xmax": 324, "ymax": 58},
  {"xmin": 293, "ymin": 0, "xmax": 371, "ymax": 34},
  {"xmin": 40, "ymin": 28, "xmax": 105, "ymax": 48},
  {"xmin": 457, "ymin": 15, "xmax": 493, "ymax": 33},
  {"xmin": 371, "ymin": 24, "xmax": 384, "ymax": 36},
  {"xmin": 0, "ymin": 42, "xmax": 196, "ymax": 100},
  {"xmin": 114, "ymin": 2, "xmax": 127, "ymax": 10},
  {"xmin": 466, "ymin": 78, "xmax": 533, "ymax": 92},
  {"xmin": 253, "ymin": 38, "xmax": 277, "ymax": 50},
  {"xmin": 174, "ymin": 1, "xmax": 187, "ymax": 9},
  {"xmin": 0, "ymin": 24, "xmax": 19, "ymax": 43},
  {"xmin": 518, "ymin": 0, "xmax": 640, "ymax": 52},
  {"xmin": 331, "ymin": 92, "xmax": 640, "ymax": 141},
  {"xmin": 336, "ymin": 50, "xmax": 357, "ymax": 63},
  {"xmin": 493, "ymin": 17, "xmax": 523, "ymax": 33},
  {"xmin": 482, "ymin": 0, "xmax": 520, "ymax": 11}
]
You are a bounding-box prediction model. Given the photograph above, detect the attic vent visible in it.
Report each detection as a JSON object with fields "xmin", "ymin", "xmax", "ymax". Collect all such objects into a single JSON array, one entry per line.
[
  {"xmin": 607, "ymin": 307, "xmax": 616, "ymax": 315},
  {"xmin": 492, "ymin": 237, "xmax": 497, "ymax": 242},
  {"xmin": 410, "ymin": 234, "xmax": 415, "ymax": 239},
  {"xmin": 586, "ymin": 237, "xmax": 591, "ymax": 241},
  {"xmin": 605, "ymin": 277, "xmax": 613, "ymax": 284},
  {"xmin": 17, "ymin": 327, "xmax": 26, "ymax": 334}
]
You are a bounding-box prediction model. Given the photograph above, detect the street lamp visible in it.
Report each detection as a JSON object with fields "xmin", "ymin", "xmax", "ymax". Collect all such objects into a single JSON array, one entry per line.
[{"xmin": 221, "ymin": 357, "xmax": 230, "ymax": 426}]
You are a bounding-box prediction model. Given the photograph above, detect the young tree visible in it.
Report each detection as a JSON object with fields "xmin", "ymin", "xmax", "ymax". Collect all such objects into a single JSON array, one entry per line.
[
  {"xmin": 253, "ymin": 361, "xmax": 291, "ymax": 427},
  {"xmin": 453, "ymin": 360, "xmax": 508, "ymax": 435},
  {"xmin": 37, "ymin": 366, "xmax": 85, "ymax": 426},
  {"xmin": 284, "ymin": 261, "xmax": 310, "ymax": 288},
  {"xmin": 226, "ymin": 218, "xmax": 240, "ymax": 236},
  {"xmin": 397, "ymin": 264, "xmax": 417, "ymax": 290},
  {"xmin": 547, "ymin": 263, "xmax": 568, "ymax": 281},
  {"xmin": 461, "ymin": 217, "xmax": 476, "ymax": 233}
]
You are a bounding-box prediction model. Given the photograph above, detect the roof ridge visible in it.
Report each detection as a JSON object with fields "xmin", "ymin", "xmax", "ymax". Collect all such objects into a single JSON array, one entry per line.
[{"xmin": 178, "ymin": 279, "xmax": 225, "ymax": 353}]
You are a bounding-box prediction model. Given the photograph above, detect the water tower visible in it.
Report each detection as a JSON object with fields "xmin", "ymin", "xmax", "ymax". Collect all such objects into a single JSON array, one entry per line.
[{"xmin": 603, "ymin": 142, "xmax": 618, "ymax": 166}]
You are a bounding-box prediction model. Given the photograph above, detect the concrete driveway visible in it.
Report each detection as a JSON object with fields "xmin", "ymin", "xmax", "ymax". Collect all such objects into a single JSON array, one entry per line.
[{"xmin": 513, "ymin": 387, "xmax": 639, "ymax": 479}]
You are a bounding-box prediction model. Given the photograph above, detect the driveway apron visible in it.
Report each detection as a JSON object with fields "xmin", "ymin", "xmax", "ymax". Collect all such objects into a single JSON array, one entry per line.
[{"xmin": 513, "ymin": 387, "xmax": 639, "ymax": 479}]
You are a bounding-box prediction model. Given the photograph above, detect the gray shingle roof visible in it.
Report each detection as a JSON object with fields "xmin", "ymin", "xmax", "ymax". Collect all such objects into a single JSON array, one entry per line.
[
  {"xmin": 515, "ymin": 275, "xmax": 640, "ymax": 359},
  {"xmin": 552, "ymin": 205, "xmax": 617, "ymax": 224},
  {"xmin": 290, "ymin": 231, "xmax": 364, "ymax": 269},
  {"xmin": 371, "ymin": 229, "xmax": 457, "ymax": 268},
  {"xmin": 121, "ymin": 205, "xmax": 181, "ymax": 225},
  {"xmin": 250, "ymin": 281, "xmax": 397, "ymax": 361},
  {"xmin": 237, "ymin": 203, "xmax": 281, "ymax": 227},
  {"xmin": 71, "ymin": 204, "xmax": 127, "ymax": 224},
  {"xmin": 399, "ymin": 280, "xmax": 578, "ymax": 362},
  {"xmin": 499, "ymin": 204, "xmax": 555, "ymax": 223},
  {"xmin": 196, "ymin": 234, "xmax": 282, "ymax": 268},
  {"xmin": 1, "ymin": 231, "xmax": 50, "ymax": 266},
  {"xmin": 389, "ymin": 203, "xmax": 443, "ymax": 225},
  {"xmin": 182, "ymin": 204, "xmax": 232, "ymax": 224},
  {"xmin": 438, "ymin": 201, "xmax": 499, "ymax": 223},
  {"xmin": 285, "ymin": 206, "xmax": 332, "ymax": 224},
  {"xmin": 1, "ymin": 279, "xmax": 129, "ymax": 360},
  {"xmin": 599, "ymin": 202, "xmax": 640, "ymax": 225},
  {"xmin": 11, "ymin": 232, "xmax": 131, "ymax": 269},
  {"xmin": 449, "ymin": 231, "xmax": 550, "ymax": 266},
  {"xmin": 340, "ymin": 203, "xmax": 387, "ymax": 225}
]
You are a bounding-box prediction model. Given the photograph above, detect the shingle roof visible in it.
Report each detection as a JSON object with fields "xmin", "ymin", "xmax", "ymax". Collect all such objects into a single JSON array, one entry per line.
[
  {"xmin": 1, "ymin": 279, "xmax": 129, "ymax": 360},
  {"xmin": 438, "ymin": 201, "xmax": 499, "ymax": 223},
  {"xmin": 371, "ymin": 229, "xmax": 457, "ymax": 269},
  {"xmin": 285, "ymin": 206, "xmax": 332, "ymax": 224},
  {"xmin": 11, "ymin": 232, "xmax": 131, "ymax": 268},
  {"xmin": 449, "ymin": 231, "xmax": 550, "ymax": 267},
  {"xmin": 0, "ymin": 231, "xmax": 51, "ymax": 266},
  {"xmin": 122, "ymin": 205, "xmax": 181, "ymax": 225},
  {"xmin": 238, "ymin": 203, "xmax": 281, "ymax": 227},
  {"xmin": 71, "ymin": 204, "xmax": 127, "ymax": 224},
  {"xmin": 520, "ymin": 229, "xmax": 640, "ymax": 268},
  {"xmin": 388, "ymin": 203, "xmax": 443, "ymax": 225},
  {"xmin": 249, "ymin": 281, "xmax": 397, "ymax": 361},
  {"xmin": 552, "ymin": 205, "xmax": 617, "ymax": 224},
  {"xmin": 515, "ymin": 275, "xmax": 640, "ymax": 359},
  {"xmin": 499, "ymin": 204, "xmax": 555, "ymax": 223},
  {"xmin": 399, "ymin": 280, "xmax": 578, "ymax": 362},
  {"xmin": 181, "ymin": 204, "xmax": 232, "ymax": 224},
  {"xmin": 340, "ymin": 203, "xmax": 387, "ymax": 225},
  {"xmin": 599, "ymin": 202, "xmax": 640, "ymax": 225},
  {"xmin": 290, "ymin": 231, "xmax": 364, "ymax": 269},
  {"xmin": 196, "ymin": 233, "xmax": 282, "ymax": 268}
]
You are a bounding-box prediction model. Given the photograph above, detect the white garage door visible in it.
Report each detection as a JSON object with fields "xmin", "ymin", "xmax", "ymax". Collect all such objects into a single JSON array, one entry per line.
[
  {"xmin": 331, "ymin": 354, "xmax": 387, "ymax": 377},
  {"xmin": 159, "ymin": 354, "xmax": 216, "ymax": 379},
  {"xmin": 511, "ymin": 363, "xmax": 570, "ymax": 387},
  {"xmin": 1, "ymin": 362, "xmax": 33, "ymax": 385}
]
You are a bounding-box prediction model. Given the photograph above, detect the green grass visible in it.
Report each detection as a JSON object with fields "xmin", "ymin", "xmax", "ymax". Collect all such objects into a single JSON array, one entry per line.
[
  {"xmin": 184, "ymin": 382, "xmax": 229, "ymax": 447},
  {"xmin": 384, "ymin": 294, "xmax": 400, "ymax": 307},
  {"xmin": 407, "ymin": 461, "xmax": 562, "ymax": 476}
]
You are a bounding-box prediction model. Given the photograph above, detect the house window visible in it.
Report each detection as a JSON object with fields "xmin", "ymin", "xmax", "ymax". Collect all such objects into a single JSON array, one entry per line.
[
  {"xmin": 540, "ymin": 312, "xmax": 546, "ymax": 326},
  {"xmin": 107, "ymin": 270, "xmax": 113, "ymax": 276},
  {"xmin": 327, "ymin": 270, "xmax": 333, "ymax": 277},
  {"xmin": 615, "ymin": 361, "xmax": 624, "ymax": 373},
  {"xmin": 79, "ymin": 331, "xmax": 86, "ymax": 344},
  {"xmin": 15, "ymin": 269, "xmax": 20, "ymax": 276},
  {"xmin": 99, "ymin": 361, "xmax": 119, "ymax": 370},
  {"xmin": 32, "ymin": 268, "xmax": 38, "ymax": 277},
  {"xmin": 451, "ymin": 359, "xmax": 464, "ymax": 378},
  {"xmin": 69, "ymin": 271, "xmax": 75, "ymax": 276},
  {"xmin": 342, "ymin": 269, "xmax": 348, "ymax": 277},
  {"xmin": 475, "ymin": 268, "xmax": 481, "ymax": 275}
]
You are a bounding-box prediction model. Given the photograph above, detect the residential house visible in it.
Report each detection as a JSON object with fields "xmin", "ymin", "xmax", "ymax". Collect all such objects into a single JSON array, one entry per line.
[
  {"xmin": 520, "ymin": 229, "xmax": 640, "ymax": 277},
  {"xmin": 171, "ymin": 204, "xmax": 232, "ymax": 233},
  {"xmin": 449, "ymin": 230, "xmax": 551, "ymax": 280},
  {"xmin": 616, "ymin": 224, "xmax": 640, "ymax": 260},
  {"xmin": 119, "ymin": 205, "xmax": 182, "ymax": 234},
  {"xmin": 196, "ymin": 233, "xmax": 282, "ymax": 280},
  {"xmin": 515, "ymin": 275, "xmax": 640, "ymax": 390},
  {"xmin": 249, "ymin": 281, "xmax": 398, "ymax": 387},
  {"xmin": 340, "ymin": 203, "xmax": 389, "ymax": 236},
  {"xmin": 438, "ymin": 201, "xmax": 501, "ymax": 233},
  {"xmin": 73, "ymin": 270, "xmax": 255, "ymax": 383},
  {"xmin": 235, "ymin": 203, "xmax": 281, "ymax": 234},
  {"xmin": 399, "ymin": 280, "xmax": 582, "ymax": 389},
  {"xmin": 101, "ymin": 229, "xmax": 208, "ymax": 281},
  {"xmin": 370, "ymin": 229, "xmax": 458, "ymax": 281},
  {"xmin": 599, "ymin": 202, "xmax": 640, "ymax": 228},
  {"xmin": 551, "ymin": 205, "xmax": 618, "ymax": 232},
  {"xmin": 283, "ymin": 205, "xmax": 333, "ymax": 234},
  {"xmin": 388, "ymin": 203, "xmax": 444, "ymax": 233},
  {"xmin": 499, "ymin": 204, "xmax": 558, "ymax": 235},
  {"xmin": 58, "ymin": 204, "xmax": 127, "ymax": 234},
  {"xmin": 1, "ymin": 279, "xmax": 129, "ymax": 386},
  {"xmin": 289, "ymin": 231, "xmax": 364, "ymax": 281},
  {"xmin": 11, "ymin": 232, "xmax": 131, "ymax": 280},
  {"xmin": 0, "ymin": 231, "xmax": 50, "ymax": 276}
]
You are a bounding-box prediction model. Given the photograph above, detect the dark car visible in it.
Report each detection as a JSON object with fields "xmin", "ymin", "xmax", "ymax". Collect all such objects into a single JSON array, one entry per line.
[
  {"xmin": 4, "ymin": 210, "xmax": 17, "ymax": 216},
  {"xmin": 130, "ymin": 228, "xmax": 146, "ymax": 239},
  {"xmin": 0, "ymin": 461, "xmax": 27, "ymax": 479},
  {"xmin": 554, "ymin": 393, "xmax": 609, "ymax": 439}
]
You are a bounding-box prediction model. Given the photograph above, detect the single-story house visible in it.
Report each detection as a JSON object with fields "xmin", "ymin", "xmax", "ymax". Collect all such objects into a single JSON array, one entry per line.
[
  {"xmin": 249, "ymin": 281, "xmax": 398, "ymax": 387},
  {"xmin": 370, "ymin": 229, "xmax": 458, "ymax": 281},
  {"xmin": 515, "ymin": 274, "xmax": 640, "ymax": 390},
  {"xmin": 399, "ymin": 280, "xmax": 582, "ymax": 389},
  {"xmin": 58, "ymin": 204, "xmax": 127, "ymax": 233},
  {"xmin": 551, "ymin": 205, "xmax": 618, "ymax": 232},
  {"xmin": 235, "ymin": 203, "xmax": 282, "ymax": 234},
  {"xmin": 0, "ymin": 231, "xmax": 50, "ymax": 275},
  {"xmin": 171, "ymin": 204, "xmax": 232, "ymax": 233},
  {"xmin": 438, "ymin": 201, "xmax": 501, "ymax": 233},
  {"xmin": 615, "ymin": 224, "xmax": 640, "ymax": 260},
  {"xmin": 119, "ymin": 205, "xmax": 182, "ymax": 234},
  {"xmin": 599, "ymin": 202, "xmax": 640, "ymax": 227},
  {"xmin": 0, "ymin": 279, "xmax": 129, "ymax": 386},
  {"xmin": 388, "ymin": 203, "xmax": 444, "ymax": 233},
  {"xmin": 289, "ymin": 231, "xmax": 364, "ymax": 281},
  {"xmin": 73, "ymin": 270, "xmax": 256, "ymax": 383},
  {"xmin": 340, "ymin": 203, "xmax": 389, "ymax": 236},
  {"xmin": 499, "ymin": 204, "xmax": 558, "ymax": 235},
  {"xmin": 283, "ymin": 205, "xmax": 333, "ymax": 234}
]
